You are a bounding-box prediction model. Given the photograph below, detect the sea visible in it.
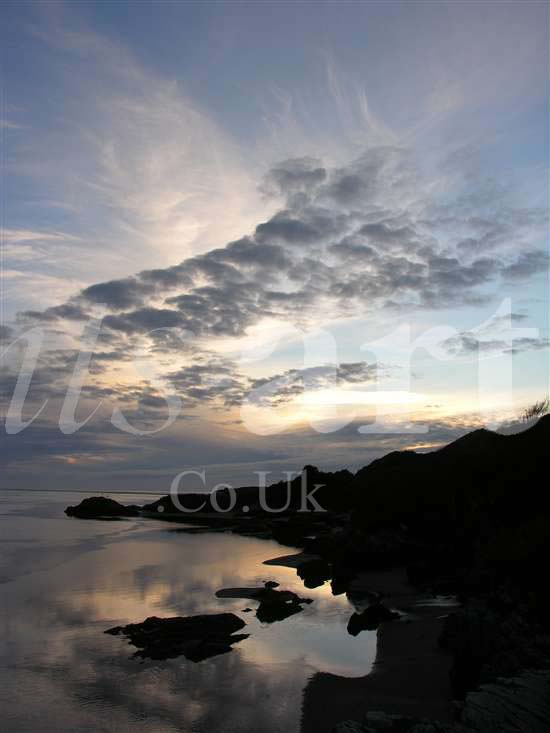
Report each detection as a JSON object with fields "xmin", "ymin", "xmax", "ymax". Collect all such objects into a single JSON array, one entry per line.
[{"xmin": 0, "ymin": 489, "xmax": 377, "ymax": 733}]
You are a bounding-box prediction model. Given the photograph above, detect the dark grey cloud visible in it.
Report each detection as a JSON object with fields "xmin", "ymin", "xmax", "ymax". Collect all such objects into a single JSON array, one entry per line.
[
  {"xmin": 47, "ymin": 303, "xmax": 90, "ymax": 321},
  {"xmin": 0, "ymin": 325, "xmax": 13, "ymax": 342},
  {"xmin": 220, "ymin": 237, "xmax": 292, "ymax": 271},
  {"xmin": 325, "ymin": 173, "xmax": 367, "ymax": 205},
  {"xmin": 261, "ymin": 157, "xmax": 326, "ymax": 199},
  {"xmin": 504, "ymin": 337, "xmax": 550, "ymax": 354},
  {"xmin": 81, "ymin": 277, "xmax": 156, "ymax": 310},
  {"xmin": 501, "ymin": 250, "xmax": 549, "ymax": 280},
  {"xmin": 255, "ymin": 212, "xmax": 322, "ymax": 245},
  {"xmin": 428, "ymin": 254, "xmax": 496, "ymax": 288},
  {"xmin": 246, "ymin": 361, "xmax": 381, "ymax": 408},
  {"xmin": 456, "ymin": 208, "xmax": 549, "ymax": 258},
  {"xmin": 443, "ymin": 334, "xmax": 508, "ymax": 356},
  {"xmin": 322, "ymin": 147, "xmax": 410, "ymax": 208},
  {"xmin": 164, "ymin": 358, "xmax": 383, "ymax": 411},
  {"xmin": 442, "ymin": 332, "xmax": 550, "ymax": 357},
  {"xmin": 1, "ymin": 350, "xmax": 79, "ymax": 407},
  {"xmin": 103, "ymin": 307, "xmax": 186, "ymax": 335},
  {"xmin": 492, "ymin": 312, "xmax": 529, "ymax": 325},
  {"xmin": 359, "ymin": 222, "xmax": 418, "ymax": 250},
  {"xmin": 19, "ymin": 303, "xmax": 90, "ymax": 323}
]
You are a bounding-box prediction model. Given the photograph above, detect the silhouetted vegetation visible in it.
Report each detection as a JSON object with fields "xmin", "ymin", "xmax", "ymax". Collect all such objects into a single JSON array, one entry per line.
[{"xmin": 521, "ymin": 396, "xmax": 549, "ymax": 422}]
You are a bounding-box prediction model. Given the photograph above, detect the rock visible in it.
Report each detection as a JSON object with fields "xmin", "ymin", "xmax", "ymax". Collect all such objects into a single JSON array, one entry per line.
[
  {"xmin": 460, "ymin": 668, "xmax": 550, "ymax": 732},
  {"xmin": 216, "ymin": 582, "xmax": 313, "ymax": 623},
  {"xmin": 263, "ymin": 551, "xmax": 321, "ymax": 569},
  {"xmin": 409, "ymin": 725, "xmax": 458, "ymax": 733},
  {"xmin": 331, "ymin": 670, "xmax": 550, "ymax": 731},
  {"xmin": 363, "ymin": 711, "xmax": 402, "ymax": 728},
  {"xmin": 347, "ymin": 603, "xmax": 400, "ymax": 635},
  {"xmin": 332, "ymin": 722, "xmax": 369, "ymax": 733},
  {"xmin": 333, "ymin": 713, "xmax": 460, "ymax": 733},
  {"xmin": 105, "ymin": 612, "xmax": 247, "ymax": 662},
  {"xmin": 331, "ymin": 563, "xmax": 357, "ymax": 595},
  {"xmin": 65, "ymin": 496, "xmax": 140, "ymax": 519},
  {"xmin": 297, "ymin": 557, "xmax": 331, "ymax": 588},
  {"xmin": 439, "ymin": 598, "xmax": 550, "ymax": 698},
  {"xmin": 256, "ymin": 597, "xmax": 304, "ymax": 623}
]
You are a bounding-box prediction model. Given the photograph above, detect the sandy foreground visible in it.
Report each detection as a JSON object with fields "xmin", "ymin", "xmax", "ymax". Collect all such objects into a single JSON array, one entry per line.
[{"xmin": 300, "ymin": 567, "xmax": 455, "ymax": 732}]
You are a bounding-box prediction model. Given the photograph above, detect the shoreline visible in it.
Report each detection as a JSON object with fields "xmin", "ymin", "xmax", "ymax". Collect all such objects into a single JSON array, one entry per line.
[{"xmin": 301, "ymin": 567, "xmax": 454, "ymax": 732}]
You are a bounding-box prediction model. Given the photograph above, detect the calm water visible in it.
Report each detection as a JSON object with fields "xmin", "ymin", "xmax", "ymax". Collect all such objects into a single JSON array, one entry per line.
[{"xmin": 0, "ymin": 490, "xmax": 376, "ymax": 733}]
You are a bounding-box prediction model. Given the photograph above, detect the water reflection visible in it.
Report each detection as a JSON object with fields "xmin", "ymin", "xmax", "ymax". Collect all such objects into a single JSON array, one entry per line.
[{"xmin": 0, "ymin": 491, "xmax": 376, "ymax": 733}]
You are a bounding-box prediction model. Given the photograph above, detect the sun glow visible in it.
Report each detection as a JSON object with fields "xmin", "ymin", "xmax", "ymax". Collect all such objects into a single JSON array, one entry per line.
[{"xmin": 299, "ymin": 389, "xmax": 425, "ymax": 406}]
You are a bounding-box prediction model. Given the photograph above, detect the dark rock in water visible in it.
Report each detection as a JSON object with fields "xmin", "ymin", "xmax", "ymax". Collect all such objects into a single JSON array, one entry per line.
[
  {"xmin": 297, "ymin": 557, "xmax": 331, "ymax": 588},
  {"xmin": 347, "ymin": 603, "xmax": 400, "ymax": 635},
  {"xmin": 65, "ymin": 496, "xmax": 140, "ymax": 519},
  {"xmin": 105, "ymin": 612, "xmax": 247, "ymax": 662},
  {"xmin": 330, "ymin": 563, "xmax": 357, "ymax": 596},
  {"xmin": 216, "ymin": 582, "xmax": 313, "ymax": 623},
  {"xmin": 256, "ymin": 597, "xmax": 304, "ymax": 623}
]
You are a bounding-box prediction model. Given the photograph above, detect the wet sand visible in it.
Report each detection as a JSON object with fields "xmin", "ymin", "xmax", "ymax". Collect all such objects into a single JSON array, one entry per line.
[{"xmin": 301, "ymin": 567, "xmax": 455, "ymax": 732}]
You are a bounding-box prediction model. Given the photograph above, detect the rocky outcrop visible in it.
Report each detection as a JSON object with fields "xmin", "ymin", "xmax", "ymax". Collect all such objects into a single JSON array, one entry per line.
[
  {"xmin": 332, "ymin": 712, "xmax": 457, "ymax": 732},
  {"xmin": 439, "ymin": 597, "xmax": 550, "ymax": 698},
  {"xmin": 297, "ymin": 557, "xmax": 332, "ymax": 588},
  {"xmin": 459, "ymin": 668, "xmax": 550, "ymax": 731},
  {"xmin": 65, "ymin": 496, "xmax": 140, "ymax": 519},
  {"xmin": 347, "ymin": 603, "xmax": 400, "ymax": 635},
  {"xmin": 216, "ymin": 582, "xmax": 313, "ymax": 623},
  {"xmin": 332, "ymin": 669, "xmax": 550, "ymax": 732},
  {"xmin": 105, "ymin": 612, "xmax": 247, "ymax": 662}
]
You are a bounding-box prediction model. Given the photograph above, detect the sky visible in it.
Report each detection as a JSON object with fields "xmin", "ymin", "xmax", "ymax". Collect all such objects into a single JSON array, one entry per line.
[{"xmin": 0, "ymin": 0, "xmax": 549, "ymax": 491}]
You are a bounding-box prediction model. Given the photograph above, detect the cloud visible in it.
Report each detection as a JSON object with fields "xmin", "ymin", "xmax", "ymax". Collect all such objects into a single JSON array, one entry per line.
[
  {"xmin": 3, "ymin": 9, "xmax": 274, "ymax": 323},
  {"xmin": 20, "ymin": 303, "xmax": 89, "ymax": 323},
  {"xmin": 501, "ymin": 250, "xmax": 550, "ymax": 280},
  {"xmin": 504, "ymin": 337, "xmax": 550, "ymax": 355},
  {"xmin": 81, "ymin": 278, "xmax": 156, "ymax": 311},
  {"xmin": 15, "ymin": 146, "xmax": 547, "ymax": 353},
  {"xmin": 261, "ymin": 157, "xmax": 327, "ymax": 199},
  {"xmin": 255, "ymin": 213, "xmax": 322, "ymax": 246},
  {"xmin": 0, "ymin": 326, "xmax": 13, "ymax": 343},
  {"xmin": 246, "ymin": 361, "xmax": 382, "ymax": 408},
  {"xmin": 165, "ymin": 358, "xmax": 385, "ymax": 411},
  {"xmin": 442, "ymin": 333, "xmax": 549, "ymax": 358},
  {"xmin": 5, "ymin": 140, "xmax": 544, "ymax": 487},
  {"xmin": 3, "ymin": 229, "xmax": 79, "ymax": 245}
]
